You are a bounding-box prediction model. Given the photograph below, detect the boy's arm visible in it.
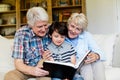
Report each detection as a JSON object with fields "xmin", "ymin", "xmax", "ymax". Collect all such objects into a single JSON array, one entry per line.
[
  {"xmin": 37, "ymin": 50, "xmax": 54, "ymax": 67},
  {"xmin": 71, "ymin": 54, "xmax": 76, "ymax": 65}
]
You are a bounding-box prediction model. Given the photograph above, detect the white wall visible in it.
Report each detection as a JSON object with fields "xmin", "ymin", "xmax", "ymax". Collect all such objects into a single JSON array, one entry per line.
[
  {"xmin": 86, "ymin": 0, "xmax": 119, "ymax": 34},
  {"xmin": 116, "ymin": 0, "xmax": 120, "ymax": 30}
]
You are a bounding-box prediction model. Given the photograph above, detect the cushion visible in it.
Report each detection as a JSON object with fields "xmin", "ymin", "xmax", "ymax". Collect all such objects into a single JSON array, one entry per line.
[
  {"xmin": 105, "ymin": 66, "xmax": 120, "ymax": 80},
  {"xmin": 112, "ymin": 34, "xmax": 120, "ymax": 67},
  {"xmin": 0, "ymin": 35, "xmax": 14, "ymax": 79},
  {"xmin": 92, "ymin": 33, "xmax": 117, "ymax": 66}
]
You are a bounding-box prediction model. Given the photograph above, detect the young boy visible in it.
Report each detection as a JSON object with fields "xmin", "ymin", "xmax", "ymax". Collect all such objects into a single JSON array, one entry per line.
[
  {"xmin": 47, "ymin": 21, "xmax": 76, "ymax": 64},
  {"xmin": 46, "ymin": 21, "xmax": 76, "ymax": 80}
]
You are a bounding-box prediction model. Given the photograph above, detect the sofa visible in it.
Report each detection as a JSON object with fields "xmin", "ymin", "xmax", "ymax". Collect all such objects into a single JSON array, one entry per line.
[{"xmin": 0, "ymin": 33, "xmax": 120, "ymax": 80}]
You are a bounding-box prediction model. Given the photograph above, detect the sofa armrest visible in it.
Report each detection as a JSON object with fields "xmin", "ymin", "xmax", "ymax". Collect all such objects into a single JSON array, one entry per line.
[{"xmin": 112, "ymin": 34, "xmax": 120, "ymax": 67}]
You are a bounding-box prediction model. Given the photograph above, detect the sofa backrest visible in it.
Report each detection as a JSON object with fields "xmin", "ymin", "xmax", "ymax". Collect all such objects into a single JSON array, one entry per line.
[{"xmin": 92, "ymin": 33, "xmax": 119, "ymax": 67}]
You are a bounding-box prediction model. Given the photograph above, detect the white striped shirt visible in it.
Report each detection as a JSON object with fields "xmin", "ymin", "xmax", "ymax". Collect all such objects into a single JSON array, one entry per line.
[{"xmin": 46, "ymin": 41, "xmax": 76, "ymax": 63}]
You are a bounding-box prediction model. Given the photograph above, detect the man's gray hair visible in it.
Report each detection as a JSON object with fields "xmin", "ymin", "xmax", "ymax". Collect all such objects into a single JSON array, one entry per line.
[{"xmin": 26, "ymin": 7, "xmax": 49, "ymax": 27}]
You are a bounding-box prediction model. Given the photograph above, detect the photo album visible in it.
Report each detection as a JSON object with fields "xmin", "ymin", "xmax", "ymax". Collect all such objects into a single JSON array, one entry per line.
[{"xmin": 42, "ymin": 50, "xmax": 91, "ymax": 80}]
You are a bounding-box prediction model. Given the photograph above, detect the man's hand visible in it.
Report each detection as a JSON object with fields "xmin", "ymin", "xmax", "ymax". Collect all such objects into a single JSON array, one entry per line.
[
  {"xmin": 29, "ymin": 66, "xmax": 49, "ymax": 77},
  {"xmin": 14, "ymin": 59, "xmax": 49, "ymax": 77}
]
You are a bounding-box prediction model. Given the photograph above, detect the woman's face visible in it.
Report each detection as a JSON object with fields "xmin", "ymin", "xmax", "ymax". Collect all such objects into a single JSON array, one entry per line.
[
  {"xmin": 68, "ymin": 22, "xmax": 82, "ymax": 39},
  {"xmin": 32, "ymin": 21, "xmax": 49, "ymax": 37}
]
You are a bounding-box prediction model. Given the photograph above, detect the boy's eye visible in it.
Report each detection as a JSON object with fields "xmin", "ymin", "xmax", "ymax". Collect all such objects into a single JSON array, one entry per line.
[
  {"xmin": 61, "ymin": 36, "xmax": 65, "ymax": 39},
  {"xmin": 54, "ymin": 35, "xmax": 59, "ymax": 38}
]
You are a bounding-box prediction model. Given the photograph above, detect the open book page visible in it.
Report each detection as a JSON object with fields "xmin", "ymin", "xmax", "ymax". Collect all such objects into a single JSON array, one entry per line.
[
  {"xmin": 43, "ymin": 50, "xmax": 91, "ymax": 69},
  {"xmin": 75, "ymin": 50, "xmax": 91, "ymax": 68},
  {"xmin": 42, "ymin": 50, "xmax": 91, "ymax": 79},
  {"xmin": 44, "ymin": 60, "xmax": 75, "ymax": 68}
]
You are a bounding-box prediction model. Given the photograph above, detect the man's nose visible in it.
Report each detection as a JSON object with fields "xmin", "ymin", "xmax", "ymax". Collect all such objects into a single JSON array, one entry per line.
[{"xmin": 41, "ymin": 26, "xmax": 46, "ymax": 31}]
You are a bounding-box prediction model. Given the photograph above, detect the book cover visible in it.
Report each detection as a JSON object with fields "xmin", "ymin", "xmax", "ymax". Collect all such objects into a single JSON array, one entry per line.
[{"xmin": 42, "ymin": 50, "xmax": 91, "ymax": 79}]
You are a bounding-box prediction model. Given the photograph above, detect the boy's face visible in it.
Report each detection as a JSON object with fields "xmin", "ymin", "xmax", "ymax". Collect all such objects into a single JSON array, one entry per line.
[{"xmin": 51, "ymin": 31, "xmax": 65, "ymax": 46}]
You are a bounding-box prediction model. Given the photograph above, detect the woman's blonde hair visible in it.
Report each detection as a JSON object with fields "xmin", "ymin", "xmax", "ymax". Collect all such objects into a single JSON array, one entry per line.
[{"xmin": 67, "ymin": 13, "xmax": 88, "ymax": 30}]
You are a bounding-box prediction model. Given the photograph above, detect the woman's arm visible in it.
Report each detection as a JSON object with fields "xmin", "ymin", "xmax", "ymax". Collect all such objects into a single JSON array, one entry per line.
[{"xmin": 86, "ymin": 32, "xmax": 105, "ymax": 61}]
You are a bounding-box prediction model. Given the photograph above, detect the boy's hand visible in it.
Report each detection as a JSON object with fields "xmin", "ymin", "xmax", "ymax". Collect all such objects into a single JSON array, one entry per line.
[
  {"xmin": 37, "ymin": 59, "xmax": 45, "ymax": 67},
  {"xmin": 42, "ymin": 50, "xmax": 52, "ymax": 60}
]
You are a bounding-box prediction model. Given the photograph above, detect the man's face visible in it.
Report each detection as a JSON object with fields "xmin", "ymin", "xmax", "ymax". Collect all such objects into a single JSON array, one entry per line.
[{"xmin": 32, "ymin": 21, "xmax": 49, "ymax": 37}]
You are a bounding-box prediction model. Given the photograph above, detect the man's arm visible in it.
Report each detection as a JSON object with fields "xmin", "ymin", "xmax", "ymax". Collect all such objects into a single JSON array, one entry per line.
[{"xmin": 14, "ymin": 59, "xmax": 49, "ymax": 77}]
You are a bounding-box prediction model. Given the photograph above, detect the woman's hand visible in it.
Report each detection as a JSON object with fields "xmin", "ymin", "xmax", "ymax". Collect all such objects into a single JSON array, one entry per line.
[{"xmin": 84, "ymin": 52, "xmax": 100, "ymax": 64}]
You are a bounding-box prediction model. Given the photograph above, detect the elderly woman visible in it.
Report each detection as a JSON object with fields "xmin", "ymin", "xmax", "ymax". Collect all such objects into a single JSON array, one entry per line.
[
  {"xmin": 4, "ymin": 7, "xmax": 51, "ymax": 80},
  {"xmin": 66, "ymin": 13, "xmax": 106, "ymax": 80}
]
